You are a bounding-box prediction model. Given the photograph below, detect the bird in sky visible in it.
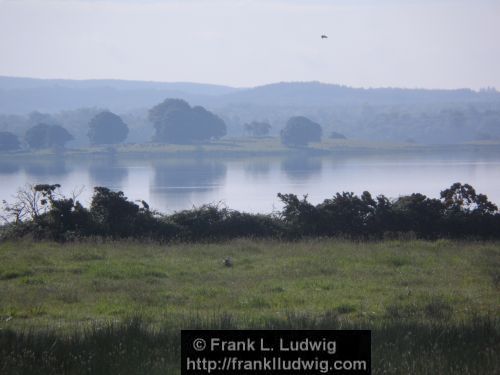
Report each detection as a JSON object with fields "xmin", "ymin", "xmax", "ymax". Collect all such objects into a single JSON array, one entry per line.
[{"xmin": 321, "ymin": 34, "xmax": 328, "ymax": 39}]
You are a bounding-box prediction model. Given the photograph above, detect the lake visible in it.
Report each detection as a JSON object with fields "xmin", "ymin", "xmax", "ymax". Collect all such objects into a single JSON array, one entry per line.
[{"xmin": 1, "ymin": 151, "xmax": 500, "ymax": 214}]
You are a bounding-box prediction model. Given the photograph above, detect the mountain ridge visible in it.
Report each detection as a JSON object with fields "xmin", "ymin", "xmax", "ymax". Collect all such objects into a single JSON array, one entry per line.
[{"xmin": 1, "ymin": 76, "xmax": 499, "ymax": 114}]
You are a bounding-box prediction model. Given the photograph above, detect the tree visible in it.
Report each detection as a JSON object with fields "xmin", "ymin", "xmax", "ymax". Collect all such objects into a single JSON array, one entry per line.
[
  {"xmin": 90, "ymin": 187, "xmax": 140, "ymax": 237},
  {"xmin": 149, "ymin": 98, "xmax": 226, "ymax": 144},
  {"xmin": 330, "ymin": 131, "xmax": 347, "ymax": 139},
  {"xmin": 1, "ymin": 183, "xmax": 49, "ymax": 224},
  {"xmin": 88, "ymin": 111, "xmax": 129, "ymax": 145},
  {"xmin": 25, "ymin": 123, "xmax": 73, "ymax": 149},
  {"xmin": 28, "ymin": 111, "xmax": 55, "ymax": 126},
  {"xmin": 440, "ymin": 182, "xmax": 497, "ymax": 214},
  {"xmin": 277, "ymin": 193, "xmax": 319, "ymax": 235},
  {"xmin": 0, "ymin": 131, "xmax": 20, "ymax": 151},
  {"xmin": 54, "ymin": 107, "xmax": 107, "ymax": 146},
  {"xmin": 317, "ymin": 191, "xmax": 376, "ymax": 236},
  {"xmin": 244, "ymin": 121, "xmax": 271, "ymax": 137},
  {"xmin": 280, "ymin": 116, "xmax": 322, "ymax": 147},
  {"xmin": 392, "ymin": 193, "xmax": 444, "ymax": 237}
]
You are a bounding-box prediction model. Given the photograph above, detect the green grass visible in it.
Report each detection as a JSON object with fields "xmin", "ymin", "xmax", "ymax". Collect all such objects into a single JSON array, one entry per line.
[
  {"xmin": 0, "ymin": 239, "xmax": 498, "ymax": 328},
  {"xmin": 0, "ymin": 239, "xmax": 499, "ymax": 373}
]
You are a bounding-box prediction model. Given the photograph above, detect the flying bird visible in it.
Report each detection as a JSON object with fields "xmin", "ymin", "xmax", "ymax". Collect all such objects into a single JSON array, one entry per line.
[{"xmin": 321, "ymin": 35, "xmax": 328, "ymax": 39}]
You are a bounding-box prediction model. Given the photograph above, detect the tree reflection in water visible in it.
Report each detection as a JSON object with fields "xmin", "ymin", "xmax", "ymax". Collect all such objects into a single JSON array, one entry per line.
[
  {"xmin": 151, "ymin": 159, "xmax": 227, "ymax": 211},
  {"xmin": 281, "ymin": 157, "xmax": 322, "ymax": 181}
]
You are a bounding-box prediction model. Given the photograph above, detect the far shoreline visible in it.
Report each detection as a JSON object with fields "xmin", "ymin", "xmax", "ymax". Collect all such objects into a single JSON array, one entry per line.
[{"xmin": 2, "ymin": 138, "xmax": 500, "ymax": 161}]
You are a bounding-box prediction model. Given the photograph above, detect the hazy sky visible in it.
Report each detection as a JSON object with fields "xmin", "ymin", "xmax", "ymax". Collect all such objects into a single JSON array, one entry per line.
[{"xmin": 0, "ymin": 0, "xmax": 499, "ymax": 89}]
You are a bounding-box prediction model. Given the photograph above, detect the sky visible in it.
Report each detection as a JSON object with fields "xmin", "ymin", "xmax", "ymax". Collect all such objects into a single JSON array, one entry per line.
[{"xmin": 0, "ymin": 0, "xmax": 499, "ymax": 89}]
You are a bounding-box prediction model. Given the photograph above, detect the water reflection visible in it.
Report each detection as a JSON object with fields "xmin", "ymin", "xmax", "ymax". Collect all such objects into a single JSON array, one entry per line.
[
  {"xmin": 151, "ymin": 159, "xmax": 226, "ymax": 210},
  {"xmin": 1, "ymin": 152, "xmax": 499, "ymax": 214},
  {"xmin": 281, "ymin": 157, "xmax": 322, "ymax": 181},
  {"xmin": 88, "ymin": 157, "xmax": 128, "ymax": 188},
  {"xmin": 244, "ymin": 160, "xmax": 271, "ymax": 177},
  {"xmin": 23, "ymin": 159, "xmax": 68, "ymax": 178}
]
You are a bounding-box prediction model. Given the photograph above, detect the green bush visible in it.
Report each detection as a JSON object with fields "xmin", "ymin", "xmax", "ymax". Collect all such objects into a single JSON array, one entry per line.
[{"xmin": 2, "ymin": 182, "xmax": 499, "ymax": 242}]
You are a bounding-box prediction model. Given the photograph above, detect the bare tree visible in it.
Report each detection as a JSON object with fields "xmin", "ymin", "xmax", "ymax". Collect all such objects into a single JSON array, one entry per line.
[{"xmin": 0, "ymin": 183, "xmax": 66, "ymax": 224}]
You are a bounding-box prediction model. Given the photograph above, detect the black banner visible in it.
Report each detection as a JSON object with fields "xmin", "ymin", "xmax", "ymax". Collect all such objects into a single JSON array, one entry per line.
[{"xmin": 182, "ymin": 330, "xmax": 371, "ymax": 374}]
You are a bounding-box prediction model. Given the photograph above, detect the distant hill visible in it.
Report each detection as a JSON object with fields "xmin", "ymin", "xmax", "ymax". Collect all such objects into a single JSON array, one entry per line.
[
  {"xmin": 1, "ymin": 76, "xmax": 499, "ymax": 114},
  {"xmin": 0, "ymin": 76, "xmax": 238, "ymax": 95},
  {"xmin": 222, "ymin": 81, "xmax": 500, "ymax": 106},
  {"xmin": 0, "ymin": 76, "xmax": 239, "ymax": 113}
]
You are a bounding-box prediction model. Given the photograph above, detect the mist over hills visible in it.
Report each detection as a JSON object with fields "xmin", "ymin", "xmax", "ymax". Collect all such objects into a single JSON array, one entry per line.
[
  {"xmin": 0, "ymin": 76, "xmax": 240, "ymax": 113},
  {"xmin": 0, "ymin": 76, "xmax": 238, "ymax": 95},
  {"xmin": 1, "ymin": 76, "xmax": 499, "ymax": 114},
  {"xmin": 1, "ymin": 76, "xmax": 500, "ymax": 145},
  {"xmin": 221, "ymin": 81, "xmax": 500, "ymax": 107}
]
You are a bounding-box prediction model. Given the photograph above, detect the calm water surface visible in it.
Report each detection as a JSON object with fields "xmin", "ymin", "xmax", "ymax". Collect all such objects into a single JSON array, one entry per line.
[{"xmin": 1, "ymin": 153, "xmax": 499, "ymax": 213}]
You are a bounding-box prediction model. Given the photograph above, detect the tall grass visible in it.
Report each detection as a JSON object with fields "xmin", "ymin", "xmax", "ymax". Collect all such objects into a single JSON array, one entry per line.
[{"xmin": 1, "ymin": 314, "xmax": 498, "ymax": 375}]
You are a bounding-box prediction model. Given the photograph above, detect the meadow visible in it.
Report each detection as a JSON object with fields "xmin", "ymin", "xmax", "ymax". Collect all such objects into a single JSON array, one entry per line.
[{"xmin": 0, "ymin": 238, "xmax": 499, "ymax": 373}]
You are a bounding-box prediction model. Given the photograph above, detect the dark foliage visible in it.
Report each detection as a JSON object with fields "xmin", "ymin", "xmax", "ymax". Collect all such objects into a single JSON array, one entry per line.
[
  {"xmin": 244, "ymin": 121, "xmax": 271, "ymax": 137},
  {"xmin": 0, "ymin": 131, "xmax": 20, "ymax": 151},
  {"xmin": 25, "ymin": 123, "xmax": 73, "ymax": 149},
  {"xmin": 25, "ymin": 184, "xmax": 93, "ymax": 241},
  {"xmin": 2, "ymin": 182, "xmax": 499, "ymax": 242},
  {"xmin": 149, "ymin": 98, "xmax": 226, "ymax": 144},
  {"xmin": 391, "ymin": 194, "xmax": 444, "ymax": 237},
  {"xmin": 90, "ymin": 187, "xmax": 141, "ymax": 237},
  {"xmin": 280, "ymin": 116, "xmax": 322, "ymax": 147},
  {"xmin": 168, "ymin": 204, "xmax": 282, "ymax": 241},
  {"xmin": 88, "ymin": 111, "xmax": 129, "ymax": 145},
  {"xmin": 439, "ymin": 183, "xmax": 499, "ymax": 238},
  {"xmin": 88, "ymin": 187, "xmax": 180, "ymax": 240},
  {"xmin": 277, "ymin": 193, "xmax": 320, "ymax": 236}
]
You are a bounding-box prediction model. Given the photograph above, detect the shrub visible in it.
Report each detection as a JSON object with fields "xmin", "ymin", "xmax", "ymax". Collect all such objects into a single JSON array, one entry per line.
[{"xmin": 2, "ymin": 182, "xmax": 499, "ymax": 242}]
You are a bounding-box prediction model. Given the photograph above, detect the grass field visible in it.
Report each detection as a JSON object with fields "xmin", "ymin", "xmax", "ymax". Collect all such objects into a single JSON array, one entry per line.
[{"xmin": 1, "ymin": 239, "xmax": 499, "ymax": 373}]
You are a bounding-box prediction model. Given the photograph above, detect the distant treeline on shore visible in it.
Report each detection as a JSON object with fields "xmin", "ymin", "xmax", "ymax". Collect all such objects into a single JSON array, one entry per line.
[
  {"xmin": 1, "ymin": 182, "xmax": 499, "ymax": 242},
  {"xmin": 1, "ymin": 79, "xmax": 500, "ymax": 148}
]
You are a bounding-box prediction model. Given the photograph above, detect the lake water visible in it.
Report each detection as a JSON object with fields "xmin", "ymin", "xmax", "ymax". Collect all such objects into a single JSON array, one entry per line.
[{"xmin": 1, "ymin": 152, "xmax": 500, "ymax": 214}]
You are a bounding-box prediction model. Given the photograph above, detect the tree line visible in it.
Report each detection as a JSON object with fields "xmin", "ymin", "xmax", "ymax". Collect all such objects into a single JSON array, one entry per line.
[
  {"xmin": 0, "ymin": 98, "xmax": 340, "ymax": 151},
  {"xmin": 1, "ymin": 182, "xmax": 498, "ymax": 242}
]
